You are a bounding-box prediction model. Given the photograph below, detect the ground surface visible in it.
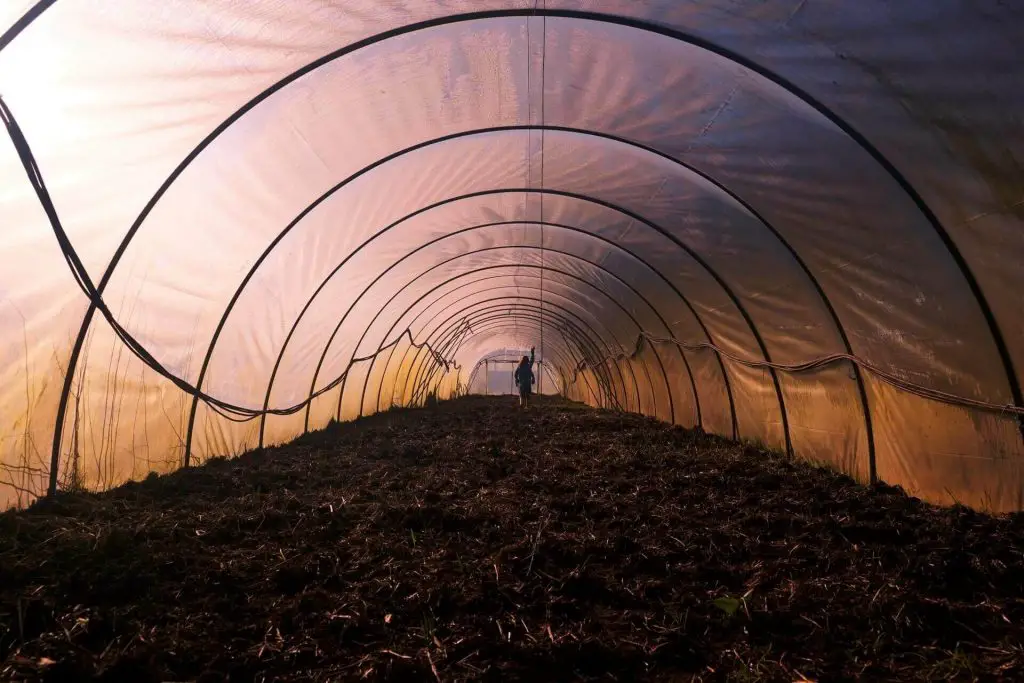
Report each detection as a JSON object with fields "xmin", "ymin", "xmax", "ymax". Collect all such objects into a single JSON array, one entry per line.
[{"xmin": 1, "ymin": 396, "xmax": 1024, "ymax": 682}]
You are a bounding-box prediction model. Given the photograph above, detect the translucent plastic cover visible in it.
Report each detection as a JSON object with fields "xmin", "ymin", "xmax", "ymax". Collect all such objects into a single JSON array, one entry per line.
[{"xmin": 1, "ymin": 1, "xmax": 1021, "ymax": 510}]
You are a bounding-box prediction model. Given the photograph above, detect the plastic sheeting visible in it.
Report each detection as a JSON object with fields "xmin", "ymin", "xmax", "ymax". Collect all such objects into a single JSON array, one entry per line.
[{"xmin": 0, "ymin": 1, "xmax": 1022, "ymax": 511}]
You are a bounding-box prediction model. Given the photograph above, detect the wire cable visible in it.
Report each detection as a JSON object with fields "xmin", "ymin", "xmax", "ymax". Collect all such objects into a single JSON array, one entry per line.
[
  {"xmin": 564, "ymin": 333, "xmax": 1024, "ymax": 418},
  {"xmin": 1, "ymin": 95, "xmax": 460, "ymax": 423}
]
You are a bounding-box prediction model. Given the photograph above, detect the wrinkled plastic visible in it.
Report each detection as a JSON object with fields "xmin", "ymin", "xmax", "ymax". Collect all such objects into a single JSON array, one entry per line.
[{"xmin": 0, "ymin": 1, "xmax": 1021, "ymax": 511}]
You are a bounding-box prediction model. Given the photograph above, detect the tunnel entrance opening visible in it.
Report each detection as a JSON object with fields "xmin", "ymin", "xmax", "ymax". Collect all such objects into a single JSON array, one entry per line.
[{"xmin": 467, "ymin": 349, "xmax": 559, "ymax": 397}]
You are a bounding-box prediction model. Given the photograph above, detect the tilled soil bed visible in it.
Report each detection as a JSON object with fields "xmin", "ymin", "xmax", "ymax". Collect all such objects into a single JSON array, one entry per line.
[{"xmin": 2, "ymin": 396, "xmax": 1024, "ymax": 682}]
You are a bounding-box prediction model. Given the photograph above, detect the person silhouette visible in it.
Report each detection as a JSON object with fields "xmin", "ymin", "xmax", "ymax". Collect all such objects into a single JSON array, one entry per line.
[{"xmin": 514, "ymin": 347, "xmax": 536, "ymax": 408}]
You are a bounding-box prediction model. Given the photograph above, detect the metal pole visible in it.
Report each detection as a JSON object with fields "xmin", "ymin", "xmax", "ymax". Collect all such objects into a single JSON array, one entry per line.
[{"xmin": 485, "ymin": 359, "xmax": 488, "ymax": 396}]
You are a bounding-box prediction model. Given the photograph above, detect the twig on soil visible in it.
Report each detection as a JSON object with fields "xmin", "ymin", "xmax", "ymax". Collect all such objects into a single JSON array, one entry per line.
[
  {"xmin": 425, "ymin": 648, "xmax": 442, "ymax": 682},
  {"xmin": 526, "ymin": 514, "xmax": 551, "ymax": 575}
]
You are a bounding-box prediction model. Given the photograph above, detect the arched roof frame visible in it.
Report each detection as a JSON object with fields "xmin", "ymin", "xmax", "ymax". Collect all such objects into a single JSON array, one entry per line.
[
  {"xmin": 431, "ymin": 316, "xmax": 591, "ymax": 404},
  {"xmin": 364, "ymin": 273, "xmax": 667, "ymax": 421},
  {"xmin": 347, "ymin": 287, "xmax": 646, "ymax": 430},
  {"xmin": 171, "ymin": 109, "xmax": 857, "ymax": 465},
  {"xmin": 422, "ymin": 317, "xmax": 589, "ymax": 406},
  {"xmin": 416, "ymin": 308, "xmax": 639, "ymax": 410},
  {"xmin": 462, "ymin": 318, "xmax": 605, "ymax": 405},
  {"xmin": 9, "ymin": 6, "xmax": 1013, "ymax": 492},
  {"xmin": 393, "ymin": 303, "xmax": 618, "ymax": 411},
  {"xmin": 406, "ymin": 299, "xmax": 628, "ymax": 402},
  {"xmin": 414, "ymin": 301, "xmax": 659, "ymax": 411},
  {"xmin": 457, "ymin": 318, "xmax": 604, "ymax": 400},
  {"xmin": 182, "ymin": 184, "xmax": 788, "ymax": 464},
  {"xmin": 371, "ymin": 279, "xmax": 625, "ymax": 416},
  {"xmin": 175, "ymin": 139, "xmax": 771, "ymax": 461},
  {"xmin": 364, "ymin": 266, "xmax": 684, "ymax": 421},
  {"xmin": 408, "ymin": 311, "xmax": 595, "ymax": 406},
  {"xmin": 403, "ymin": 302, "xmax": 626, "ymax": 411},
  {"xmin": 355, "ymin": 263, "xmax": 677, "ymax": 423},
  {"xmin": 292, "ymin": 220, "xmax": 712, "ymax": 432}
]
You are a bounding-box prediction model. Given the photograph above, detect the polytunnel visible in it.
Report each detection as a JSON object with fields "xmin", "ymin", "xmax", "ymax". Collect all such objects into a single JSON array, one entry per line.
[{"xmin": 0, "ymin": 1, "xmax": 1022, "ymax": 512}]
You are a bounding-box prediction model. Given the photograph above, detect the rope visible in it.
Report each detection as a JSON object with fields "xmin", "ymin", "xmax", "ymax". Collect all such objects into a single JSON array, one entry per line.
[
  {"xmin": 563, "ymin": 332, "xmax": 1024, "ymax": 418},
  {"xmin": 1, "ymin": 95, "xmax": 461, "ymax": 424}
]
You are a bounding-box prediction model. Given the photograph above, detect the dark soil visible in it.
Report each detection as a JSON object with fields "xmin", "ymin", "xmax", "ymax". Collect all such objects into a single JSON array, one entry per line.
[{"xmin": 2, "ymin": 396, "xmax": 1023, "ymax": 682}]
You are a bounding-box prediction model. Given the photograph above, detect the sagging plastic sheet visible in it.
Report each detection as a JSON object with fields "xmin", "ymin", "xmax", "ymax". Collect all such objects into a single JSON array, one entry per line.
[{"xmin": 0, "ymin": 1, "xmax": 1021, "ymax": 510}]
